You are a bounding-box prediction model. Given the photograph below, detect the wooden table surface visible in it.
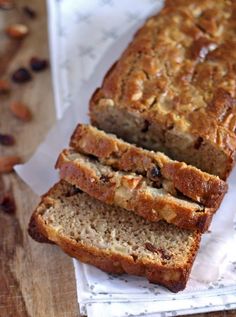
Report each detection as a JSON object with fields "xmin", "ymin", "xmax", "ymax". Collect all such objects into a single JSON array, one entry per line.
[{"xmin": 0, "ymin": 1, "xmax": 235, "ymax": 317}]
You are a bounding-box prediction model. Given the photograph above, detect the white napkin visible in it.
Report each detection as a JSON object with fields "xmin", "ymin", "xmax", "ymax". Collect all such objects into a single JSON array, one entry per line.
[{"xmin": 15, "ymin": 1, "xmax": 236, "ymax": 316}]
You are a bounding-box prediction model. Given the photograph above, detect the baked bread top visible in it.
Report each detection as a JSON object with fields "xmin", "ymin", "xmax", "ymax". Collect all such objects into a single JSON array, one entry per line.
[{"xmin": 90, "ymin": 0, "xmax": 236, "ymax": 175}]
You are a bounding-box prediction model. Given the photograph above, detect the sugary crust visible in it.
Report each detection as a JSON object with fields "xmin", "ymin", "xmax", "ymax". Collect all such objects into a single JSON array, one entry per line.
[
  {"xmin": 28, "ymin": 181, "xmax": 201, "ymax": 292},
  {"xmin": 89, "ymin": 0, "xmax": 236, "ymax": 179},
  {"xmin": 56, "ymin": 149, "xmax": 214, "ymax": 232},
  {"xmin": 70, "ymin": 124, "xmax": 227, "ymax": 209}
]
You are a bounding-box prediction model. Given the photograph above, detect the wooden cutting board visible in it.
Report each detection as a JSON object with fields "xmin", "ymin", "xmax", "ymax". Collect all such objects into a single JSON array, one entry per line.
[
  {"xmin": 0, "ymin": 0, "xmax": 234, "ymax": 316},
  {"xmin": 0, "ymin": 0, "xmax": 78, "ymax": 316}
]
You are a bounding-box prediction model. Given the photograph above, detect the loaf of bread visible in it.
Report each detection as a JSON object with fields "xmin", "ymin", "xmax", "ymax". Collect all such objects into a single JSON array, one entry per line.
[
  {"xmin": 29, "ymin": 0, "xmax": 234, "ymax": 293},
  {"xmin": 28, "ymin": 180, "xmax": 201, "ymax": 292},
  {"xmin": 89, "ymin": 0, "xmax": 236, "ymax": 180},
  {"xmin": 70, "ymin": 124, "xmax": 227, "ymax": 209}
]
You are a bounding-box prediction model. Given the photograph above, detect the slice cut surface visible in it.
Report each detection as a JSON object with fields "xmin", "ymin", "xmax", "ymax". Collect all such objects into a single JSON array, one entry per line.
[{"xmin": 29, "ymin": 180, "xmax": 201, "ymax": 292}]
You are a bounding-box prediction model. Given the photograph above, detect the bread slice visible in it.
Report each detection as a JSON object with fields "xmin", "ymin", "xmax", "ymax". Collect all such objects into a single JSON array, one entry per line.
[
  {"xmin": 56, "ymin": 149, "xmax": 215, "ymax": 232},
  {"xmin": 70, "ymin": 124, "xmax": 227, "ymax": 209},
  {"xmin": 28, "ymin": 180, "xmax": 201, "ymax": 292},
  {"xmin": 89, "ymin": 0, "xmax": 236, "ymax": 180}
]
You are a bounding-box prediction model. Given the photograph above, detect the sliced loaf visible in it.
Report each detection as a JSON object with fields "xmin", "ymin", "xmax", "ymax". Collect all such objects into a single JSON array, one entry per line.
[
  {"xmin": 56, "ymin": 149, "xmax": 215, "ymax": 232},
  {"xmin": 28, "ymin": 180, "xmax": 201, "ymax": 292},
  {"xmin": 89, "ymin": 0, "xmax": 236, "ymax": 179}
]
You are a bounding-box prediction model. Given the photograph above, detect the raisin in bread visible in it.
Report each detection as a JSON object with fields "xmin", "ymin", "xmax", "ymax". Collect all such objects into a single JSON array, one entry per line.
[
  {"xmin": 89, "ymin": 0, "xmax": 236, "ymax": 180},
  {"xmin": 28, "ymin": 180, "xmax": 201, "ymax": 292},
  {"xmin": 70, "ymin": 124, "xmax": 227, "ymax": 209},
  {"xmin": 56, "ymin": 149, "xmax": 215, "ymax": 232}
]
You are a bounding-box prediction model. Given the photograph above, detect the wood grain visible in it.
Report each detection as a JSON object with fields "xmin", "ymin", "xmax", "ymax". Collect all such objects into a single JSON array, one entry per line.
[
  {"xmin": 0, "ymin": 1, "xmax": 79, "ymax": 316},
  {"xmin": 0, "ymin": 1, "xmax": 235, "ymax": 317}
]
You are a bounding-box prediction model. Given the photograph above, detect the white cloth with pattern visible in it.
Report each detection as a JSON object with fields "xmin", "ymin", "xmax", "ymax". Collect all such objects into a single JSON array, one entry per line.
[{"xmin": 16, "ymin": 1, "xmax": 236, "ymax": 316}]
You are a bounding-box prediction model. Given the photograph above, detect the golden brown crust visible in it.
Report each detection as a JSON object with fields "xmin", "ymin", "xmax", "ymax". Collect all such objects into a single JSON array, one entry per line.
[
  {"xmin": 28, "ymin": 215, "xmax": 53, "ymax": 244},
  {"xmin": 70, "ymin": 124, "xmax": 227, "ymax": 209},
  {"xmin": 28, "ymin": 181, "xmax": 201, "ymax": 292},
  {"xmin": 89, "ymin": 0, "xmax": 236, "ymax": 179},
  {"xmin": 32, "ymin": 213, "xmax": 191, "ymax": 292},
  {"xmin": 56, "ymin": 149, "xmax": 214, "ymax": 232}
]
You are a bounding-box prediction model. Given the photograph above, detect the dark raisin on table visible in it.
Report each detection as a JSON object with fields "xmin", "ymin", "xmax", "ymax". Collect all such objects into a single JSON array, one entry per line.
[
  {"xmin": 12, "ymin": 67, "xmax": 32, "ymax": 83},
  {"xmin": 30, "ymin": 57, "xmax": 49, "ymax": 72},
  {"xmin": 0, "ymin": 194, "xmax": 16, "ymax": 214},
  {"xmin": 0, "ymin": 134, "xmax": 15, "ymax": 146},
  {"xmin": 23, "ymin": 6, "xmax": 37, "ymax": 19}
]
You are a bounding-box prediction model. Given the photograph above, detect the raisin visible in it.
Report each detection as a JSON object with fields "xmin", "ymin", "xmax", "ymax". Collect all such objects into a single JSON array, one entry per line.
[
  {"xmin": 147, "ymin": 166, "xmax": 162, "ymax": 188},
  {"xmin": 23, "ymin": 6, "xmax": 36, "ymax": 19},
  {"xmin": 167, "ymin": 123, "xmax": 174, "ymax": 130},
  {"xmin": 194, "ymin": 137, "xmax": 203, "ymax": 149},
  {"xmin": 0, "ymin": 134, "xmax": 15, "ymax": 146},
  {"xmin": 150, "ymin": 166, "xmax": 160, "ymax": 178},
  {"xmin": 145, "ymin": 242, "xmax": 171, "ymax": 260},
  {"xmin": 30, "ymin": 57, "xmax": 49, "ymax": 72},
  {"xmin": 141, "ymin": 120, "xmax": 150, "ymax": 133},
  {"xmin": 147, "ymin": 165, "xmax": 161, "ymax": 185},
  {"xmin": 131, "ymin": 254, "xmax": 138, "ymax": 262},
  {"xmin": 158, "ymin": 248, "xmax": 172, "ymax": 260},
  {"xmin": 145, "ymin": 242, "xmax": 159, "ymax": 253},
  {"xmin": 12, "ymin": 68, "xmax": 32, "ymax": 83},
  {"xmin": 100, "ymin": 175, "xmax": 111, "ymax": 183},
  {"xmin": 0, "ymin": 194, "xmax": 16, "ymax": 214},
  {"xmin": 65, "ymin": 187, "xmax": 82, "ymax": 197}
]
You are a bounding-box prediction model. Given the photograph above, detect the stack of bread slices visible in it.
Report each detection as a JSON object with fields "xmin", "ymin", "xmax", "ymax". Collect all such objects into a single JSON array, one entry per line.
[
  {"xmin": 29, "ymin": 125, "xmax": 228, "ymax": 292},
  {"xmin": 29, "ymin": 0, "xmax": 236, "ymax": 292}
]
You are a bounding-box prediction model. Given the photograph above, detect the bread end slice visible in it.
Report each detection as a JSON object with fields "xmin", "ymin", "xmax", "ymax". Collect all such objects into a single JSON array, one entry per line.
[{"xmin": 28, "ymin": 180, "xmax": 201, "ymax": 293}]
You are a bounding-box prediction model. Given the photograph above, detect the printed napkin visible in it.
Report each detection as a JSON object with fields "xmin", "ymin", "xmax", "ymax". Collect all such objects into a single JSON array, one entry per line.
[{"xmin": 16, "ymin": 0, "xmax": 236, "ymax": 316}]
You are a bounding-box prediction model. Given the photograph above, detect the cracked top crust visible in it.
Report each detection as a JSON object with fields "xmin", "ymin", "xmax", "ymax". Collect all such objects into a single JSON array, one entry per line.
[{"xmin": 91, "ymin": 0, "xmax": 236, "ymax": 160}]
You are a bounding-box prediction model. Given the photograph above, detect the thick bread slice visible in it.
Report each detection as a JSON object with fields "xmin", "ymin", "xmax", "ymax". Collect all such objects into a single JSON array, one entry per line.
[
  {"xmin": 56, "ymin": 149, "xmax": 214, "ymax": 232},
  {"xmin": 70, "ymin": 124, "xmax": 227, "ymax": 209},
  {"xmin": 89, "ymin": 0, "xmax": 236, "ymax": 180},
  {"xmin": 28, "ymin": 180, "xmax": 201, "ymax": 292}
]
